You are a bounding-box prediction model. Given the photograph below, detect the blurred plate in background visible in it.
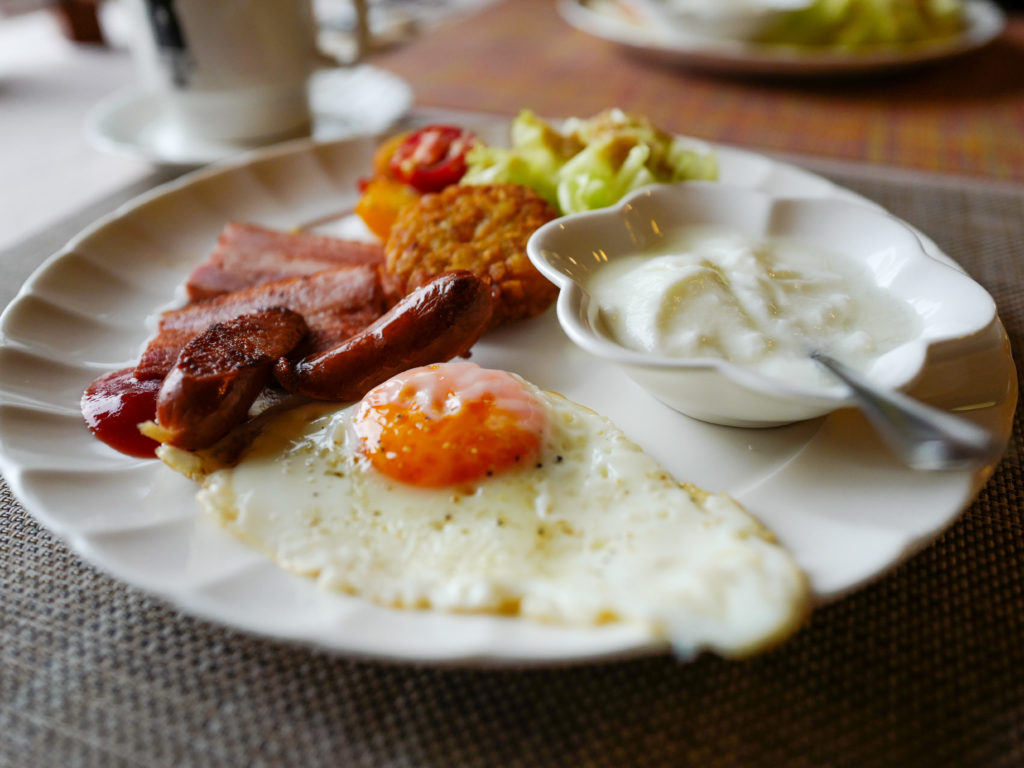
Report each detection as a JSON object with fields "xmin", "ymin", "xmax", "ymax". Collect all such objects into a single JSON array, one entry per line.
[{"xmin": 558, "ymin": 0, "xmax": 1006, "ymax": 76}]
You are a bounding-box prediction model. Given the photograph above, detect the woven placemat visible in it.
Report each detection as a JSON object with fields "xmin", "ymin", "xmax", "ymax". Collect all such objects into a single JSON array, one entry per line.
[{"xmin": 1, "ymin": 168, "xmax": 1022, "ymax": 768}]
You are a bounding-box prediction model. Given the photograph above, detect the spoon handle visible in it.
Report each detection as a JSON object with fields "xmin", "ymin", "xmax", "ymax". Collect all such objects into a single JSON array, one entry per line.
[{"xmin": 811, "ymin": 352, "xmax": 999, "ymax": 471}]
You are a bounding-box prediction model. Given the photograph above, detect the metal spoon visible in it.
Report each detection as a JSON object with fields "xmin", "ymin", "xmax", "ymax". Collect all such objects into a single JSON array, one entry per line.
[{"xmin": 810, "ymin": 351, "xmax": 999, "ymax": 471}]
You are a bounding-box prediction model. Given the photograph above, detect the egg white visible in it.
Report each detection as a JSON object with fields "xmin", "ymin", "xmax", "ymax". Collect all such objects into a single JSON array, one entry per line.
[{"xmin": 163, "ymin": 381, "xmax": 809, "ymax": 657}]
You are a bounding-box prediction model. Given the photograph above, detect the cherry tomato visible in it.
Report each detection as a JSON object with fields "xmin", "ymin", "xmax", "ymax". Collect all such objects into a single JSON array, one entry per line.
[
  {"xmin": 388, "ymin": 125, "xmax": 476, "ymax": 193},
  {"xmin": 370, "ymin": 131, "xmax": 411, "ymax": 178}
]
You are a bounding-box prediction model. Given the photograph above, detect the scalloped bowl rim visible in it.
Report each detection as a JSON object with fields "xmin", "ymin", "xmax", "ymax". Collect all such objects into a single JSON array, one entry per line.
[{"xmin": 526, "ymin": 182, "xmax": 997, "ymax": 420}]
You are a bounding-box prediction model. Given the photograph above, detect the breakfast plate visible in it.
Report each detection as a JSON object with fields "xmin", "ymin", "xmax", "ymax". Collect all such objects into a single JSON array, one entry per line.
[
  {"xmin": 558, "ymin": 0, "xmax": 1006, "ymax": 77},
  {"xmin": 85, "ymin": 65, "xmax": 414, "ymax": 168},
  {"xmin": 0, "ymin": 119, "xmax": 1014, "ymax": 663}
]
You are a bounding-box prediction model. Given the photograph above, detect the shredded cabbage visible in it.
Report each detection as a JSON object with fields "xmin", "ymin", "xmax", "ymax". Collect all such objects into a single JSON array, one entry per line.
[
  {"xmin": 757, "ymin": 0, "xmax": 967, "ymax": 48},
  {"xmin": 461, "ymin": 110, "xmax": 718, "ymax": 215}
]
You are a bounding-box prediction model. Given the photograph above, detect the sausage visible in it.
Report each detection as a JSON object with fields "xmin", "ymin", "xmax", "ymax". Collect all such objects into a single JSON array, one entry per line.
[
  {"xmin": 274, "ymin": 270, "xmax": 494, "ymax": 401},
  {"xmin": 154, "ymin": 307, "xmax": 309, "ymax": 450}
]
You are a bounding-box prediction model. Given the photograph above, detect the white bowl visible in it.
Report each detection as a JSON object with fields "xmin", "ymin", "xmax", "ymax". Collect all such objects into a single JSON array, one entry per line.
[{"xmin": 526, "ymin": 182, "xmax": 997, "ymax": 427}]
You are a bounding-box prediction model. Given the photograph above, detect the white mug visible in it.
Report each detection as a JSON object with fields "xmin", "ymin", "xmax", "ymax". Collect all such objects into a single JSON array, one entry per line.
[{"xmin": 126, "ymin": 0, "xmax": 368, "ymax": 144}]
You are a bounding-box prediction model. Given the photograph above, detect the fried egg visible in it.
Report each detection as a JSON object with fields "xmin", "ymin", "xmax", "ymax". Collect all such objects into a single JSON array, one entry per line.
[{"xmin": 165, "ymin": 361, "xmax": 809, "ymax": 657}]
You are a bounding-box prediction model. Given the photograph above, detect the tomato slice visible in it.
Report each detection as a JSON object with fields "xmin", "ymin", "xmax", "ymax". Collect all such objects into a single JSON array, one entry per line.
[
  {"xmin": 355, "ymin": 176, "xmax": 422, "ymax": 240},
  {"xmin": 388, "ymin": 125, "xmax": 476, "ymax": 193}
]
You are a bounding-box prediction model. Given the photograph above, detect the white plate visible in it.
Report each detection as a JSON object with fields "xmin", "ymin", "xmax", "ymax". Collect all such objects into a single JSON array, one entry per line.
[
  {"xmin": 85, "ymin": 65, "xmax": 414, "ymax": 168},
  {"xmin": 558, "ymin": 0, "xmax": 1006, "ymax": 76},
  {"xmin": 0, "ymin": 120, "xmax": 1015, "ymax": 664}
]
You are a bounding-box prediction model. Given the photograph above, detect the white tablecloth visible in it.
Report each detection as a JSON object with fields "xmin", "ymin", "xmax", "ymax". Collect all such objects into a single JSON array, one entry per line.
[{"xmin": 0, "ymin": 9, "xmax": 152, "ymax": 253}]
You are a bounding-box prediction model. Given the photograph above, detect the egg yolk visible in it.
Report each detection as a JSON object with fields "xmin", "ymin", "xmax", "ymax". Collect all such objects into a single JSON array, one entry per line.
[{"xmin": 352, "ymin": 362, "xmax": 546, "ymax": 488}]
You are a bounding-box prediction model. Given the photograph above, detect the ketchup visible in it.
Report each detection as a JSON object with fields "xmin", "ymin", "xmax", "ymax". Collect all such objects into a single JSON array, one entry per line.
[{"xmin": 81, "ymin": 368, "xmax": 162, "ymax": 458}]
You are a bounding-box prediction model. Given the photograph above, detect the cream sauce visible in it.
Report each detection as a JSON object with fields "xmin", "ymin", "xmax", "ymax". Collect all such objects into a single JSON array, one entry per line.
[{"xmin": 588, "ymin": 226, "xmax": 919, "ymax": 388}]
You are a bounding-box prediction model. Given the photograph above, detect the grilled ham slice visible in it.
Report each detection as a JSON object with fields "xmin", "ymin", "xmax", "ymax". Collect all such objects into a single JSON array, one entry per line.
[
  {"xmin": 136, "ymin": 265, "xmax": 385, "ymax": 380},
  {"xmin": 185, "ymin": 221, "xmax": 385, "ymax": 302}
]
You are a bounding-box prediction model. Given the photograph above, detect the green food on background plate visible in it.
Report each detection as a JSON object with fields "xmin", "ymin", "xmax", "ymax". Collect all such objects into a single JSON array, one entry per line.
[
  {"xmin": 461, "ymin": 109, "xmax": 719, "ymax": 215},
  {"xmin": 757, "ymin": 0, "xmax": 967, "ymax": 49}
]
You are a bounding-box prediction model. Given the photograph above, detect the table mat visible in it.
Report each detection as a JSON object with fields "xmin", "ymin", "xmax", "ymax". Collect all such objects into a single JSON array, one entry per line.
[{"xmin": 1, "ymin": 166, "xmax": 1022, "ymax": 768}]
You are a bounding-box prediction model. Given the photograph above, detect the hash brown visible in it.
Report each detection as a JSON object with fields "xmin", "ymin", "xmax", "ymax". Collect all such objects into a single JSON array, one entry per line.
[{"xmin": 384, "ymin": 183, "xmax": 558, "ymax": 328}]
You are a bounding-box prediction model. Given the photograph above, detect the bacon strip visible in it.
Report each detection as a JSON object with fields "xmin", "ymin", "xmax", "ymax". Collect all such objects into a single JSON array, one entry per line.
[
  {"xmin": 136, "ymin": 265, "xmax": 384, "ymax": 380},
  {"xmin": 185, "ymin": 221, "xmax": 385, "ymax": 302}
]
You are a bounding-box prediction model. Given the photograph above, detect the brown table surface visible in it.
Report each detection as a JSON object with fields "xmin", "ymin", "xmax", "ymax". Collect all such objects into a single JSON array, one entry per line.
[
  {"xmin": 375, "ymin": 0, "xmax": 1024, "ymax": 182},
  {"xmin": 2, "ymin": 3, "xmax": 1024, "ymax": 766}
]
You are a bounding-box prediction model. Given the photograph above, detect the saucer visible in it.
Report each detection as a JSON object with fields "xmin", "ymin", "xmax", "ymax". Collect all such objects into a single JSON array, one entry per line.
[{"xmin": 85, "ymin": 66, "xmax": 414, "ymax": 168}]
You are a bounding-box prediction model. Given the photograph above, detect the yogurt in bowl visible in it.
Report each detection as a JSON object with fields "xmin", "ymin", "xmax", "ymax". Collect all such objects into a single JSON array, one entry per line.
[{"xmin": 526, "ymin": 182, "xmax": 996, "ymax": 427}]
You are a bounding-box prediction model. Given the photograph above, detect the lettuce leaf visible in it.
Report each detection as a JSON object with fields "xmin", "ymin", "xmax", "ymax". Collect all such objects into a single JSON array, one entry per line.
[{"xmin": 462, "ymin": 109, "xmax": 718, "ymax": 215}]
